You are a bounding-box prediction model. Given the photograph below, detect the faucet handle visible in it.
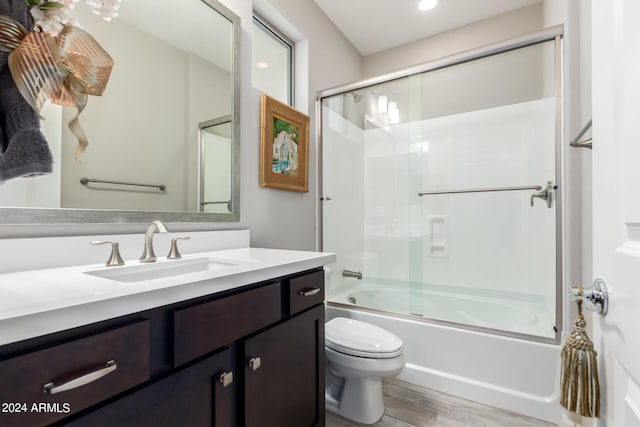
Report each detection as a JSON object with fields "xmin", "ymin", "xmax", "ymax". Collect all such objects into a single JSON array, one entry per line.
[
  {"xmin": 168, "ymin": 237, "xmax": 190, "ymax": 259},
  {"xmin": 91, "ymin": 240, "xmax": 125, "ymax": 266}
]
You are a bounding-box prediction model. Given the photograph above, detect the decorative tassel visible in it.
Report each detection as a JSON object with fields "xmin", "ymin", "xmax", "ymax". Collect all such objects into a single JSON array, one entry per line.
[{"xmin": 560, "ymin": 300, "xmax": 600, "ymax": 418}]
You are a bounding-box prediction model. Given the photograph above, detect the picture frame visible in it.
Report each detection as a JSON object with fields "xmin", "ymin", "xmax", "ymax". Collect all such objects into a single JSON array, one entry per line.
[{"xmin": 260, "ymin": 94, "xmax": 310, "ymax": 192}]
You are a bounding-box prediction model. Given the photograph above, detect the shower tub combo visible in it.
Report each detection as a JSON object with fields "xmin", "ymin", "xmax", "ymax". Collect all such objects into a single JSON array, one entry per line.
[
  {"xmin": 327, "ymin": 277, "xmax": 559, "ymax": 422},
  {"xmin": 319, "ymin": 27, "xmax": 564, "ymax": 424}
]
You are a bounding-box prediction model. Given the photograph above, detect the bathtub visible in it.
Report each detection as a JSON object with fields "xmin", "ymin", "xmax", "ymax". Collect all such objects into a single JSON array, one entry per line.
[
  {"xmin": 331, "ymin": 281, "xmax": 556, "ymax": 338},
  {"xmin": 326, "ymin": 283, "xmax": 562, "ymax": 423}
]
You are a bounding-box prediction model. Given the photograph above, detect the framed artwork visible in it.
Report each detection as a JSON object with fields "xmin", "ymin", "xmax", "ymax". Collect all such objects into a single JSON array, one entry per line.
[{"xmin": 260, "ymin": 94, "xmax": 310, "ymax": 192}]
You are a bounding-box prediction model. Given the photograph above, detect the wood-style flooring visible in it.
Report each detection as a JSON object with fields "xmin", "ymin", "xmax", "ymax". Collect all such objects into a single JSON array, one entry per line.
[{"xmin": 326, "ymin": 378, "xmax": 556, "ymax": 427}]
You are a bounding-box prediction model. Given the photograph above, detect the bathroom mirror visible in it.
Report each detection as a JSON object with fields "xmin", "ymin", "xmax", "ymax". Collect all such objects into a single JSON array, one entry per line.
[
  {"xmin": 0, "ymin": 0, "xmax": 240, "ymax": 223},
  {"xmin": 199, "ymin": 116, "xmax": 233, "ymax": 214}
]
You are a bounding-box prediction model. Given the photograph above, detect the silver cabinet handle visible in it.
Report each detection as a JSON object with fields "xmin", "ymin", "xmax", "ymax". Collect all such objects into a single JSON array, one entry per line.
[
  {"xmin": 298, "ymin": 287, "xmax": 320, "ymax": 297},
  {"xmin": 43, "ymin": 360, "xmax": 117, "ymax": 395},
  {"xmin": 219, "ymin": 371, "xmax": 234, "ymax": 387},
  {"xmin": 248, "ymin": 357, "xmax": 261, "ymax": 371}
]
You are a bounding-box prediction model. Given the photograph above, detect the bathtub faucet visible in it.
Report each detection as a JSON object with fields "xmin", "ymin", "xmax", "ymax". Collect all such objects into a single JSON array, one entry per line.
[{"xmin": 342, "ymin": 270, "xmax": 363, "ymax": 280}]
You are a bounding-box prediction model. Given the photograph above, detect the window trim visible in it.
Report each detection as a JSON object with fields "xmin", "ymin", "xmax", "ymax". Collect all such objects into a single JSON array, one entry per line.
[{"xmin": 253, "ymin": 12, "xmax": 294, "ymax": 105}]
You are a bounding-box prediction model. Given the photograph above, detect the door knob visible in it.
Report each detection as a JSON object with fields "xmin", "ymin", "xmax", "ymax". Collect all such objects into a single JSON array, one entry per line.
[{"xmin": 570, "ymin": 277, "xmax": 609, "ymax": 315}]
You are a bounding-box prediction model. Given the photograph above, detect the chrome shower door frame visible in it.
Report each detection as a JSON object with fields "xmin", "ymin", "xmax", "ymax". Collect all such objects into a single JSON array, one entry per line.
[{"xmin": 316, "ymin": 25, "xmax": 565, "ymax": 345}]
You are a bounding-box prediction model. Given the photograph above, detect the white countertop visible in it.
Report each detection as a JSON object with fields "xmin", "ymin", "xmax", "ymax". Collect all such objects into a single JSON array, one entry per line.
[{"xmin": 0, "ymin": 247, "xmax": 335, "ymax": 346}]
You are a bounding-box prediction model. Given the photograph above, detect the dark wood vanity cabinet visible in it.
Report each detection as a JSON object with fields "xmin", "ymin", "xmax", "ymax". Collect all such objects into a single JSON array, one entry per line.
[
  {"xmin": 0, "ymin": 267, "xmax": 325, "ymax": 427},
  {"xmin": 244, "ymin": 304, "xmax": 324, "ymax": 427},
  {"xmin": 62, "ymin": 347, "xmax": 235, "ymax": 427}
]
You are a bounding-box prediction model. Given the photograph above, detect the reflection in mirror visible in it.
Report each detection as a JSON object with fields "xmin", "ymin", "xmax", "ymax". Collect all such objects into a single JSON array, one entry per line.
[
  {"xmin": 199, "ymin": 117, "xmax": 232, "ymax": 213},
  {"xmin": 0, "ymin": 0, "xmax": 240, "ymax": 223}
]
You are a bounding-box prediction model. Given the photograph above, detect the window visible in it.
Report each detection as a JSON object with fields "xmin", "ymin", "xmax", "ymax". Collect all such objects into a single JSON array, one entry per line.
[{"xmin": 253, "ymin": 14, "xmax": 294, "ymax": 105}]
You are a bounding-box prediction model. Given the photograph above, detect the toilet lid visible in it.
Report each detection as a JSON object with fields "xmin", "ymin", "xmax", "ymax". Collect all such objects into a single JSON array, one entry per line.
[{"xmin": 326, "ymin": 317, "xmax": 403, "ymax": 358}]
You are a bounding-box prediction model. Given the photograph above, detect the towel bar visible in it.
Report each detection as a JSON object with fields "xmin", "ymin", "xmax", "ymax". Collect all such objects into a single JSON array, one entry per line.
[
  {"xmin": 418, "ymin": 185, "xmax": 542, "ymax": 196},
  {"xmin": 80, "ymin": 177, "xmax": 166, "ymax": 191},
  {"xmin": 570, "ymin": 119, "xmax": 592, "ymax": 149}
]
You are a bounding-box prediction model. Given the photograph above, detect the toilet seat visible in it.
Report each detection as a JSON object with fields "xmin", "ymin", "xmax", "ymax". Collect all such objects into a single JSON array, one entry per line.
[{"xmin": 326, "ymin": 317, "xmax": 403, "ymax": 359}]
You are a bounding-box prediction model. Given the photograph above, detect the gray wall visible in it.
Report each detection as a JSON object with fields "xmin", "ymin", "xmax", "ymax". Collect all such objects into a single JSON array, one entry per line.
[
  {"xmin": 363, "ymin": 4, "xmax": 543, "ymax": 78},
  {"xmin": 243, "ymin": 0, "xmax": 363, "ymax": 250}
]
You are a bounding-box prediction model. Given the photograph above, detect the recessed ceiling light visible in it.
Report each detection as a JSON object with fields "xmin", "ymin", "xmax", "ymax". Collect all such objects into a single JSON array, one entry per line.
[
  {"xmin": 417, "ymin": 0, "xmax": 438, "ymax": 11},
  {"xmin": 256, "ymin": 61, "xmax": 270, "ymax": 70}
]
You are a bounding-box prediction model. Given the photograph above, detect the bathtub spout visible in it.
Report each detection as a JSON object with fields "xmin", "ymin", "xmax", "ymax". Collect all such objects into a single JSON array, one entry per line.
[{"xmin": 343, "ymin": 270, "xmax": 363, "ymax": 279}]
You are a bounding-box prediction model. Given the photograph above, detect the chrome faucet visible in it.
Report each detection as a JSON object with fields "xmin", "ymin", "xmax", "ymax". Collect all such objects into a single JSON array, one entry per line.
[{"xmin": 140, "ymin": 220, "xmax": 169, "ymax": 263}]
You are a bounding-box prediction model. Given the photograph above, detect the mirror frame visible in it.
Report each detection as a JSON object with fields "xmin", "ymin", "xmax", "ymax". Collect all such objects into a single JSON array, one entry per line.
[{"xmin": 0, "ymin": 0, "xmax": 241, "ymax": 224}]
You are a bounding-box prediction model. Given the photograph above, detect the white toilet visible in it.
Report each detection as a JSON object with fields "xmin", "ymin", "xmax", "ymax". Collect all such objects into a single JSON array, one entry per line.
[{"xmin": 325, "ymin": 317, "xmax": 405, "ymax": 424}]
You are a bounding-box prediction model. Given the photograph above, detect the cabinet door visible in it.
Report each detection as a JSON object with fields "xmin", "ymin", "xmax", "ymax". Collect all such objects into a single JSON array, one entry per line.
[
  {"xmin": 62, "ymin": 348, "xmax": 236, "ymax": 427},
  {"xmin": 244, "ymin": 304, "xmax": 324, "ymax": 427}
]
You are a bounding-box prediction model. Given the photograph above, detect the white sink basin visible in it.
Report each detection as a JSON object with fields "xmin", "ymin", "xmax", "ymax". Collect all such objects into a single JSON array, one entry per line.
[{"xmin": 84, "ymin": 256, "xmax": 253, "ymax": 283}]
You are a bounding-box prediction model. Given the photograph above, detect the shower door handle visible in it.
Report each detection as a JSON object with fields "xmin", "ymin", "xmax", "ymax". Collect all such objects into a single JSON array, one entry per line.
[{"xmin": 530, "ymin": 182, "xmax": 556, "ymax": 208}]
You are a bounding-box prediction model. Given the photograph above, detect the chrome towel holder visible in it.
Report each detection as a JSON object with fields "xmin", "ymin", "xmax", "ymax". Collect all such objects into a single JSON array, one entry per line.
[
  {"xmin": 570, "ymin": 119, "xmax": 592, "ymax": 149},
  {"xmin": 418, "ymin": 182, "xmax": 557, "ymax": 208},
  {"xmin": 80, "ymin": 177, "xmax": 166, "ymax": 191}
]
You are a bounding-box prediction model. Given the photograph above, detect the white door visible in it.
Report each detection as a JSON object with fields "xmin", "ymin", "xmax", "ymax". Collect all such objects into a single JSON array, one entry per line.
[{"xmin": 592, "ymin": 1, "xmax": 640, "ymax": 425}]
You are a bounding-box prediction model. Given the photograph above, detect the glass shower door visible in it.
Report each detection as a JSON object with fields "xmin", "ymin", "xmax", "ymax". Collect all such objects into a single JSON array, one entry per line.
[
  {"xmin": 414, "ymin": 40, "xmax": 558, "ymax": 338},
  {"xmin": 321, "ymin": 76, "xmax": 421, "ymax": 316},
  {"xmin": 321, "ymin": 37, "xmax": 560, "ymax": 341}
]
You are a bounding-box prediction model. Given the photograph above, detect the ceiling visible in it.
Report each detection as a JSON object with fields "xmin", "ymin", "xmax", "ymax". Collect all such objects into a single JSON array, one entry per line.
[{"xmin": 312, "ymin": 0, "xmax": 542, "ymax": 56}]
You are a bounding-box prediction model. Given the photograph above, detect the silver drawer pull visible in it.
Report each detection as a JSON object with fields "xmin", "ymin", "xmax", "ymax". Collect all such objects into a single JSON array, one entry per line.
[
  {"xmin": 298, "ymin": 287, "xmax": 320, "ymax": 297},
  {"xmin": 219, "ymin": 371, "xmax": 234, "ymax": 387},
  {"xmin": 249, "ymin": 357, "xmax": 261, "ymax": 371},
  {"xmin": 43, "ymin": 360, "xmax": 117, "ymax": 395}
]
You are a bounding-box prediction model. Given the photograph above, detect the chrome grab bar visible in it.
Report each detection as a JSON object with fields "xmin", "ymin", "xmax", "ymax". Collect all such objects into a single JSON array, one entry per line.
[
  {"xmin": 418, "ymin": 185, "xmax": 541, "ymax": 196},
  {"xmin": 80, "ymin": 177, "xmax": 166, "ymax": 191},
  {"xmin": 342, "ymin": 270, "xmax": 362, "ymax": 279}
]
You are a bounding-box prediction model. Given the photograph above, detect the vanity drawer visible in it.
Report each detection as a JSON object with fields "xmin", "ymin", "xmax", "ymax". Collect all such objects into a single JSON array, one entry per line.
[
  {"xmin": 287, "ymin": 269, "xmax": 324, "ymax": 315},
  {"xmin": 173, "ymin": 282, "xmax": 281, "ymax": 366},
  {"xmin": 0, "ymin": 320, "xmax": 150, "ymax": 427}
]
